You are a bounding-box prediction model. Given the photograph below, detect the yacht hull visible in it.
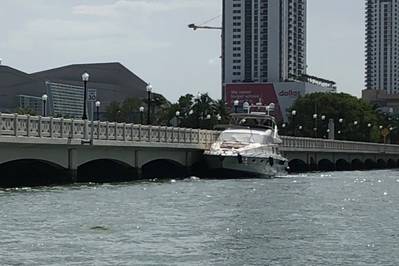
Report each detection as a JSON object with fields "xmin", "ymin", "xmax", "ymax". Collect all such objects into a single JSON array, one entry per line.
[{"xmin": 204, "ymin": 154, "xmax": 286, "ymax": 178}]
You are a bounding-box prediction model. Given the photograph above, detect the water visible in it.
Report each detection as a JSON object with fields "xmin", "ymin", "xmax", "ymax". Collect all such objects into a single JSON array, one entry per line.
[{"xmin": 1, "ymin": 171, "xmax": 399, "ymax": 265}]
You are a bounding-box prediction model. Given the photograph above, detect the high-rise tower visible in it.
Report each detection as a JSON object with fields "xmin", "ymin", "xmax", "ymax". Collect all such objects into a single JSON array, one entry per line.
[
  {"xmin": 222, "ymin": 0, "xmax": 307, "ymax": 85},
  {"xmin": 365, "ymin": 0, "xmax": 399, "ymax": 94}
]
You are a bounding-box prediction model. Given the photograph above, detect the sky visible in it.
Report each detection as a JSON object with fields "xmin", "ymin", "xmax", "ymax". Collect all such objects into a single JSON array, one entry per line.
[{"xmin": 0, "ymin": 0, "xmax": 365, "ymax": 102}]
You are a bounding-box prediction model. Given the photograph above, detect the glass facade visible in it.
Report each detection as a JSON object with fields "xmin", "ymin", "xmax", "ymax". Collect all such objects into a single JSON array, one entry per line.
[{"xmin": 46, "ymin": 82, "xmax": 96, "ymax": 119}]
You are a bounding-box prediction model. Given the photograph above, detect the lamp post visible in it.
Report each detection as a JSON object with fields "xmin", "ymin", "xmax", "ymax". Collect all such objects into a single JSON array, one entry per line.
[
  {"xmin": 320, "ymin": 115, "xmax": 326, "ymax": 136},
  {"xmin": 81, "ymin": 72, "xmax": 89, "ymax": 120},
  {"xmin": 233, "ymin": 100, "xmax": 239, "ymax": 113},
  {"xmin": 298, "ymin": 125, "xmax": 303, "ymax": 136},
  {"xmin": 367, "ymin": 123, "xmax": 372, "ymax": 142},
  {"xmin": 41, "ymin": 94, "xmax": 48, "ymax": 117},
  {"xmin": 146, "ymin": 84, "xmax": 152, "ymax": 125},
  {"xmin": 95, "ymin": 101, "xmax": 101, "ymax": 121},
  {"xmin": 281, "ymin": 123, "xmax": 287, "ymax": 135},
  {"xmin": 292, "ymin": 110, "xmax": 297, "ymax": 137},
  {"xmin": 313, "ymin": 113, "xmax": 318, "ymax": 138},
  {"xmin": 338, "ymin": 118, "xmax": 343, "ymax": 138},
  {"xmin": 175, "ymin": 111, "xmax": 180, "ymax": 126},
  {"xmin": 217, "ymin": 114, "xmax": 222, "ymax": 124},
  {"xmin": 139, "ymin": 106, "xmax": 144, "ymax": 125}
]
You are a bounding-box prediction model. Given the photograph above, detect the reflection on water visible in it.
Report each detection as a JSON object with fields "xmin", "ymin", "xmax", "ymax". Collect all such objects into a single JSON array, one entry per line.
[{"xmin": 1, "ymin": 170, "xmax": 399, "ymax": 265}]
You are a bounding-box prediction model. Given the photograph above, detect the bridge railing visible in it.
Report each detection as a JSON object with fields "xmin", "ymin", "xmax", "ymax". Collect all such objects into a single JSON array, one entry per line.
[
  {"xmin": 0, "ymin": 114, "xmax": 220, "ymax": 146},
  {"xmin": 281, "ymin": 136, "xmax": 399, "ymax": 154}
]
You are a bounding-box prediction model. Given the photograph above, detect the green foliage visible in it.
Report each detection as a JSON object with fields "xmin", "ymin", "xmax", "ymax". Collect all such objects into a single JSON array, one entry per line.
[
  {"xmin": 286, "ymin": 92, "xmax": 385, "ymax": 142},
  {"xmin": 17, "ymin": 108, "xmax": 37, "ymax": 116},
  {"xmin": 103, "ymin": 93, "xmax": 230, "ymax": 129}
]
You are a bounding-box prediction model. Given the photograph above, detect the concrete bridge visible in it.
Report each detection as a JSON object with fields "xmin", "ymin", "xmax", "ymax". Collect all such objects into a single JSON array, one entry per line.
[
  {"xmin": 281, "ymin": 136, "xmax": 399, "ymax": 172},
  {"xmin": 1, "ymin": 113, "xmax": 399, "ymax": 187},
  {"xmin": 0, "ymin": 113, "xmax": 218, "ymax": 187}
]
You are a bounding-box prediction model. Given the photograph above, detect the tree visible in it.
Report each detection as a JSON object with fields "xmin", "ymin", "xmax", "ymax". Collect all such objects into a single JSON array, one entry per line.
[
  {"xmin": 17, "ymin": 108, "xmax": 37, "ymax": 116},
  {"xmin": 105, "ymin": 102, "xmax": 124, "ymax": 122},
  {"xmin": 287, "ymin": 92, "xmax": 380, "ymax": 142}
]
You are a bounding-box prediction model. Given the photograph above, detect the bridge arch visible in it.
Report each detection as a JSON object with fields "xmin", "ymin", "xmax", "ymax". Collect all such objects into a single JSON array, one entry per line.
[
  {"xmin": 0, "ymin": 159, "xmax": 70, "ymax": 188},
  {"xmin": 77, "ymin": 159, "xmax": 138, "ymax": 183},
  {"xmin": 288, "ymin": 159, "xmax": 307, "ymax": 173},
  {"xmin": 365, "ymin": 159, "xmax": 377, "ymax": 170},
  {"xmin": 336, "ymin": 159, "xmax": 350, "ymax": 171},
  {"xmin": 377, "ymin": 159, "xmax": 387, "ymax": 169},
  {"xmin": 351, "ymin": 159, "xmax": 364, "ymax": 170},
  {"xmin": 387, "ymin": 159, "xmax": 397, "ymax": 168},
  {"xmin": 142, "ymin": 159, "xmax": 187, "ymax": 179},
  {"xmin": 318, "ymin": 159, "xmax": 335, "ymax": 172}
]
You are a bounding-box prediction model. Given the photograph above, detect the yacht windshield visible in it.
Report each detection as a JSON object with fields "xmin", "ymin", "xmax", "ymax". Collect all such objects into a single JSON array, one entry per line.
[{"xmin": 218, "ymin": 132, "xmax": 265, "ymax": 144}]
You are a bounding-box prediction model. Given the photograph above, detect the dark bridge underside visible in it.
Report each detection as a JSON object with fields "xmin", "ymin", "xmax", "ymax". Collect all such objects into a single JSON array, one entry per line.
[
  {"xmin": 142, "ymin": 160, "xmax": 187, "ymax": 179},
  {"xmin": 0, "ymin": 157, "xmax": 399, "ymax": 188},
  {"xmin": 0, "ymin": 160, "xmax": 70, "ymax": 188},
  {"xmin": 288, "ymin": 158, "xmax": 399, "ymax": 173},
  {"xmin": 0, "ymin": 159, "xmax": 189, "ymax": 188},
  {"xmin": 77, "ymin": 159, "xmax": 138, "ymax": 183}
]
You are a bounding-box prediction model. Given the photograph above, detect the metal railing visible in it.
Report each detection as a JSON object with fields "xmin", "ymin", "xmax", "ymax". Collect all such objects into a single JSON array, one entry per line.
[
  {"xmin": 0, "ymin": 114, "xmax": 220, "ymax": 146},
  {"xmin": 281, "ymin": 136, "xmax": 399, "ymax": 154}
]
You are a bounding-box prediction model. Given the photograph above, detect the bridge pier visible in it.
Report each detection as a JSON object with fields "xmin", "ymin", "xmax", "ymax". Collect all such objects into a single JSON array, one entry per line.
[{"xmin": 68, "ymin": 148, "xmax": 78, "ymax": 182}]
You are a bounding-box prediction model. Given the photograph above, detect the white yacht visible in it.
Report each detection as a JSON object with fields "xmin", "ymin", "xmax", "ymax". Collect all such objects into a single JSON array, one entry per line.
[{"xmin": 204, "ymin": 104, "xmax": 288, "ymax": 178}]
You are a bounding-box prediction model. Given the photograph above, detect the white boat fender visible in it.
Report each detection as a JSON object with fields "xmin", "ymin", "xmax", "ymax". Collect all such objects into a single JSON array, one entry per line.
[
  {"xmin": 237, "ymin": 153, "xmax": 243, "ymax": 164},
  {"xmin": 268, "ymin": 157, "xmax": 274, "ymax": 166}
]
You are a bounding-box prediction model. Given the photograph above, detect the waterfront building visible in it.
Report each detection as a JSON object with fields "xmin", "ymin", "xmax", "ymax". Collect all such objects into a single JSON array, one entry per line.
[
  {"xmin": 17, "ymin": 95, "xmax": 42, "ymax": 115},
  {"xmin": 222, "ymin": 0, "xmax": 307, "ymax": 84},
  {"xmin": 0, "ymin": 62, "xmax": 149, "ymax": 116},
  {"xmin": 365, "ymin": 0, "xmax": 399, "ymax": 94},
  {"xmin": 222, "ymin": 0, "xmax": 335, "ymax": 121}
]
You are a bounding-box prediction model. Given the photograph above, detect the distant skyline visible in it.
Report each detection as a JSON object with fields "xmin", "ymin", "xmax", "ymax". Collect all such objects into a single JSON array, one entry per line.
[{"xmin": 0, "ymin": 0, "xmax": 364, "ymax": 101}]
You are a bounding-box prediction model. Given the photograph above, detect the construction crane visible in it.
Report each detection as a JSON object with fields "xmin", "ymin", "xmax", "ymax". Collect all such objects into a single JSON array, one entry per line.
[
  {"xmin": 188, "ymin": 24, "xmax": 222, "ymax": 31},
  {"xmin": 188, "ymin": 15, "xmax": 222, "ymax": 31}
]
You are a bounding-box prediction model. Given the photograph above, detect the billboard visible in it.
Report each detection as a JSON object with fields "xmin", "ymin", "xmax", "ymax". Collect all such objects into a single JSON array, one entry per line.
[{"xmin": 224, "ymin": 82, "xmax": 306, "ymax": 121}]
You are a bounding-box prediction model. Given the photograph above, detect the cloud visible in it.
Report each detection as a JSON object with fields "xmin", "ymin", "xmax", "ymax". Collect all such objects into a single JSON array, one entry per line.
[{"xmin": 73, "ymin": 0, "xmax": 214, "ymax": 17}]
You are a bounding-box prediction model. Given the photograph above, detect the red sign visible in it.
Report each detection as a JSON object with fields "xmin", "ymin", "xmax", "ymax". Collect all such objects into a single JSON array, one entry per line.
[{"xmin": 224, "ymin": 83, "xmax": 283, "ymax": 120}]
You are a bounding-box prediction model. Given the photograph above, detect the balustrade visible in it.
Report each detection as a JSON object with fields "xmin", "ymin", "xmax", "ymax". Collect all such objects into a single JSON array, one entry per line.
[
  {"xmin": 2, "ymin": 113, "xmax": 398, "ymax": 154},
  {"xmin": 281, "ymin": 136, "xmax": 399, "ymax": 154},
  {"xmin": 0, "ymin": 114, "xmax": 219, "ymax": 146}
]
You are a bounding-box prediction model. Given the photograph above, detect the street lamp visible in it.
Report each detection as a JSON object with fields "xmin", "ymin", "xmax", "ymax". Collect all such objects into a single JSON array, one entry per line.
[
  {"xmin": 176, "ymin": 110, "xmax": 180, "ymax": 126},
  {"xmin": 95, "ymin": 101, "xmax": 101, "ymax": 121},
  {"xmin": 338, "ymin": 118, "xmax": 343, "ymax": 138},
  {"xmin": 233, "ymin": 100, "xmax": 239, "ymax": 113},
  {"xmin": 139, "ymin": 106, "xmax": 144, "ymax": 125},
  {"xmin": 367, "ymin": 123, "xmax": 372, "ymax": 142},
  {"xmin": 298, "ymin": 125, "xmax": 303, "ymax": 136},
  {"xmin": 217, "ymin": 114, "xmax": 222, "ymax": 122},
  {"xmin": 146, "ymin": 84, "xmax": 152, "ymax": 125},
  {"xmin": 41, "ymin": 94, "xmax": 48, "ymax": 117},
  {"xmin": 292, "ymin": 110, "xmax": 297, "ymax": 137},
  {"xmin": 81, "ymin": 72, "xmax": 89, "ymax": 120},
  {"xmin": 313, "ymin": 113, "xmax": 318, "ymax": 138}
]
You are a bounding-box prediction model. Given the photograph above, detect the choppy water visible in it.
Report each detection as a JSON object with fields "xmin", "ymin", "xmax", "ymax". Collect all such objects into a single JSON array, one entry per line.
[{"xmin": 1, "ymin": 170, "xmax": 399, "ymax": 265}]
